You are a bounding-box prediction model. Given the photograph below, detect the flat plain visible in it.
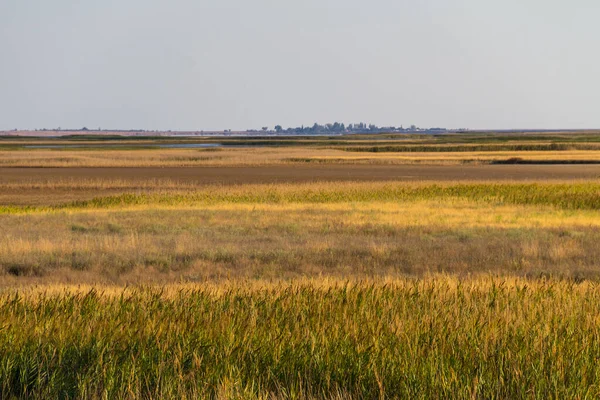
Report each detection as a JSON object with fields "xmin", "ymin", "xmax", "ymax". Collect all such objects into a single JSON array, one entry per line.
[{"xmin": 2, "ymin": 132, "xmax": 600, "ymax": 398}]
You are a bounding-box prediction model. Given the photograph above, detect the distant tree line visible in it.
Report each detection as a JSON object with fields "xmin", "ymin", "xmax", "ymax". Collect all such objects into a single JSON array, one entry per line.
[
  {"xmin": 30, "ymin": 123, "xmax": 450, "ymax": 135},
  {"xmin": 249, "ymin": 123, "xmax": 448, "ymax": 134}
]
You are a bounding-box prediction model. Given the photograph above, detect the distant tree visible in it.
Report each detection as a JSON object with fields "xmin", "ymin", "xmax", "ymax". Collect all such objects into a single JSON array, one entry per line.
[
  {"xmin": 260, "ymin": 121, "xmax": 431, "ymax": 135},
  {"xmin": 81, "ymin": 127, "xmax": 88, "ymax": 131}
]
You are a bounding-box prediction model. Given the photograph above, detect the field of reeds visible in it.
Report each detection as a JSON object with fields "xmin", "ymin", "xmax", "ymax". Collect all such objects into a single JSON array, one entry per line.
[
  {"xmin": 2, "ymin": 278, "xmax": 600, "ymax": 398},
  {"xmin": 2, "ymin": 181, "xmax": 600, "ymax": 284},
  {"xmin": 2, "ymin": 133, "xmax": 600, "ymax": 398},
  {"xmin": 3, "ymin": 147, "xmax": 600, "ymax": 167},
  {"xmin": 4, "ymin": 131, "xmax": 600, "ymax": 167},
  {"xmin": 3, "ymin": 180, "xmax": 600, "ymax": 212}
]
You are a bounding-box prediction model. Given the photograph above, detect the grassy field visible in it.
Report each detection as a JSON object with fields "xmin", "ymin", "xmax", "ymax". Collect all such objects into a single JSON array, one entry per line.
[
  {"xmin": 2, "ymin": 132, "xmax": 600, "ymax": 398},
  {"xmin": 3, "ymin": 131, "xmax": 600, "ymax": 167},
  {"xmin": 3, "ymin": 147, "xmax": 600, "ymax": 167},
  {"xmin": 1, "ymin": 279, "xmax": 600, "ymax": 398},
  {"xmin": 2, "ymin": 181, "xmax": 600, "ymax": 286}
]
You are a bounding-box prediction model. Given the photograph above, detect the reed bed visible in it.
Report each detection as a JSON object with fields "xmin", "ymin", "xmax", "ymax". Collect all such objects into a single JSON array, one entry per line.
[
  {"xmin": 1, "ymin": 200, "xmax": 600, "ymax": 283},
  {"xmin": 340, "ymin": 143, "xmax": 600, "ymax": 152},
  {"xmin": 2, "ymin": 182, "xmax": 600, "ymax": 284},
  {"xmin": 3, "ymin": 137, "xmax": 600, "ymax": 398},
  {"xmin": 55, "ymin": 182, "xmax": 600, "ymax": 212},
  {"xmin": 1, "ymin": 278, "xmax": 599, "ymax": 399},
  {"xmin": 2, "ymin": 181, "xmax": 600, "ymax": 213},
  {"xmin": 3, "ymin": 147, "xmax": 600, "ymax": 167}
]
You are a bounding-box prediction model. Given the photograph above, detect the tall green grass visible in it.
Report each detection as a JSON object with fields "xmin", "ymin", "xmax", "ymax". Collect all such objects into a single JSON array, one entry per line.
[
  {"xmin": 2, "ymin": 182, "xmax": 600, "ymax": 214},
  {"xmin": 1, "ymin": 279, "xmax": 599, "ymax": 398},
  {"xmin": 341, "ymin": 143, "xmax": 600, "ymax": 152},
  {"xmin": 67, "ymin": 183, "xmax": 600, "ymax": 211}
]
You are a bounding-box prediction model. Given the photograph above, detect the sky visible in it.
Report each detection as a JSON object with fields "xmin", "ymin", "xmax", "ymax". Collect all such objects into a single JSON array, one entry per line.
[{"xmin": 1, "ymin": 0, "xmax": 598, "ymax": 131}]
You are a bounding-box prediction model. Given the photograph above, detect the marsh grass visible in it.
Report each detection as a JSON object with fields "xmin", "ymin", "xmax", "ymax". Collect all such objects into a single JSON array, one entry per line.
[
  {"xmin": 2, "ymin": 181, "xmax": 600, "ymax": 214},
  {"xmin": 340, "ymin": 143, "xmax": 600, "ymax": 152},
  {"xmin": 2, "ymin": 182, "xmax": 600, "ymax": 284},
  {"xmin": 2, "ymin": 181, "xmax": 600, "ymax": 213},
  {"xmin": 2, "ymin": 201, "xmax": 600, "ymax": 283},
  {"xmin": 3, "ymin": 146, "xmax": 600, "ymax": 167},
  {"xmin": 1, "ymin": 278, "xmax": 600, "ymax": 399},
  {"xmin": 58, "ymin": 182, "xmax": 600, "ymax": 211},
  {"xmin": 3, "ymin": 136, "xmax": 600, "ymax": 398}
]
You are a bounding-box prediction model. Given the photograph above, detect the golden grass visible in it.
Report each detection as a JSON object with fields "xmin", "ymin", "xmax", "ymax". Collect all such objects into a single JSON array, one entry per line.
[
  {"xmin": 2, "ymin": 277, "xmax": 600, "ymax": 398},
  {"xmin": 3, "ymin": 147, "xmax": 600, "ymax": 167},
  {"xmin": 2, "ymin": 199, "xmax": 600, "ymax": 285},
  {"xmin": 2, "ymin": 180, "xmax": 600, "ymax": 210},
  {"xmin": 3, "ymin": 140, "xmax": 600, "ymax": 397}
]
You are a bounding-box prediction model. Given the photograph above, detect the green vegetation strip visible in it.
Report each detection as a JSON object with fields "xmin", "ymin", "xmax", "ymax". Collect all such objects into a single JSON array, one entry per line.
[
  {"xmin": 2, "ymin": 183, "xmax": 600, "ymax": 214},
  {"xmin": 1, "ymin": 280, "xmax": 599, "ymax": 398},
  {"xmin": 341, "ymin": 143, "xmax": 600, "ymax": 152}
]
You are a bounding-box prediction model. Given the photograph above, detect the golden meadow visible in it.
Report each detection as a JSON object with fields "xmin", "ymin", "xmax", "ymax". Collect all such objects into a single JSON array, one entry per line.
[
  {"xmin": 2, "ymin": 135, "xmax": 600, "ymax": 398},
  {"xmin": 3, "ymin": 147, "xmax": 600, "ymax": 167},
  {"xmin": 2, "ymin": 182, "xmax": 600, "ymax": 284}
]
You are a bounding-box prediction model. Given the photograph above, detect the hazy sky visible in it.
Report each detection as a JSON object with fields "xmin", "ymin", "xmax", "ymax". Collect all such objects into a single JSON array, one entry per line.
[{"xmin": 1, "ymin": 1, "xmax": 598, "ymax": 131}]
